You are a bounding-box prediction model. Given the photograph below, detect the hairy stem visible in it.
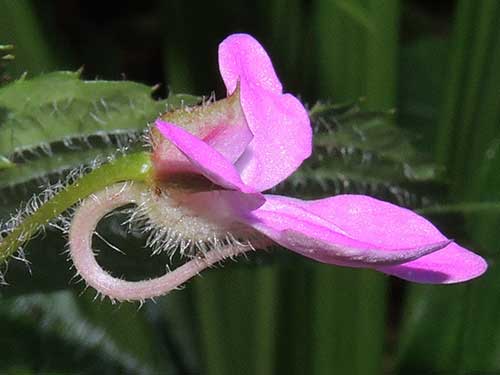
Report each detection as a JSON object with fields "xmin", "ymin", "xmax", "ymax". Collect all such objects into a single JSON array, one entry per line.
[
  {"xmin": 0, "ymin": 152, "xmax": 152, "ymax": 263},
  {"xmin": 69, "ymin": 182, "xmax": 255, "ymax": 301}
]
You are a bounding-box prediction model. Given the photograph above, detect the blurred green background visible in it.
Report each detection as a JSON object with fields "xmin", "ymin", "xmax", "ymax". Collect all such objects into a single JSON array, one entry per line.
[{"xmin": 1, "ymin": 0, "xmax": 500, "ymax": 374}]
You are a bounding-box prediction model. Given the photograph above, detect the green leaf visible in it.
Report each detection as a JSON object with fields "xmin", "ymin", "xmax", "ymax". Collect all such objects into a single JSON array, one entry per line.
[
  {"xmin": 0, "ymin": 71, "xmax": 157, "ymax": 156},
  {"xmin": 309, "ymin": 100, "xmax": 365, "ymax": 120},
  {"xmin": 0, "ymin": 71, "xmax": 199, "ymax": 189},
  {"xmin": 0, "ymin": 0, "xmax": 55, "ymax": 77},
  {"xmin": 317, "ymin": 111, "xmax": 418, "ymax": 163},
  {"xmin": 284, "ymin": 103, "xmax": 443, "ymax": 202}
]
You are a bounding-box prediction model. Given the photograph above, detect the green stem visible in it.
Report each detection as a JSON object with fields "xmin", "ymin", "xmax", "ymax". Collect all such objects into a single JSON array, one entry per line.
[{"xmin": 0, "ymin": 151, "xmax": 152, "ymax": 262}]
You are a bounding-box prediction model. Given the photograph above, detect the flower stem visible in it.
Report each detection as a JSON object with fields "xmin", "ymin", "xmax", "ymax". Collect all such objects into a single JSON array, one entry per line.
[
  {"xmin": 0, "ymin": 151, "xmax": 153, "ymax": 263},
  {"xmin": 69, "ymin": 182, "xmax": 254, "ymax": 301}
]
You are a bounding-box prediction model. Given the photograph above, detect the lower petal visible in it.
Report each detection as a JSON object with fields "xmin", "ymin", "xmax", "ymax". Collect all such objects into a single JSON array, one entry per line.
[
  {"xmin": 241, "ymin": 194, "xmax": 487, "ymax": 283},
  {"xmin": 376, "ymin": 243, "xmax": 487, "ymax": 284}
]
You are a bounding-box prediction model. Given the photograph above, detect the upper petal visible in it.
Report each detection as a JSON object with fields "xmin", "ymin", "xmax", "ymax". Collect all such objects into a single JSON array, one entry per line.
[
  {"xmin": 218, "ymin": 34, "xmax": 312, "ymax": 191},
  {"xmin": 218, "ymin": 33, "xmax": 282, "ymax": 95},
  {"xmin": 155, "ymin": 120, "xmax": 255, "ymax": 193},
  {"xmin": 241, "ymin": 194, "xmax": 487, "ymax": 283},
  {"xmin": 152, "ymin": 89, "xmax": 253, "ymax": 180}
]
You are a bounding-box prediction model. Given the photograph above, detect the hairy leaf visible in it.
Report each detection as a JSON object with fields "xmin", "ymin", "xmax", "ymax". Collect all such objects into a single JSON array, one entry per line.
[
  {"xmin": 0, "ymin": 71, "xmax": 199, "ymax": 189},
  {"xmin": 0, "ymin": 71, "xmax": 198, "ymax": 156},
  {"xmin": 282, "ymin": 102, "xmax": 443, "ymax": 204}
]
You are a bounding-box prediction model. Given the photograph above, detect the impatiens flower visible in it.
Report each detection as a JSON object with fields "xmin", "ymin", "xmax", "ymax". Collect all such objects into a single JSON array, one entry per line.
[
  {"xmin": 151, "ymin": 33, "xmax": 486, "ymax": 284},
  {"xmin": 66, "ymin": 33, "xmax": 487, "ymax": 302}
]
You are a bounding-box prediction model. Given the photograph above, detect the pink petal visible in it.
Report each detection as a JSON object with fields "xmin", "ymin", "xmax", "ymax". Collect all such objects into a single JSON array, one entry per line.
[
  {"xmin": 243, "ymin": 195, "xmax": 452, "ymax": 267},
  {"xmin": 203, "ymin": 109, "xmax": 253, "ymax": 164},
  {"xmin": 180, "ymin": 189, "xmax": 266, "ymax": 223},
  {"xmin": 153, "ymin": 91, "xmax": 253, "ymax": 179},
  {"xmin": 234, "ymin": 88, "xmax": 312, "ymax": 191},
  {"xmin": 218, "ymin": 33, "xmax": 282, "ymax": 95},
  {"xmin": 376, "ymin": 243, "xmax": 487, "ymax": 284},
  {"xmin": 218, "ymin": 34, "xmax": 312, "ymax": 191},
  {"xmin": 155, "ymin": 120, "xmax": 255, "ymax": 193},
  {"xmin": 242, "ymin": 194, "xmax": 487, "ymax": 283}
]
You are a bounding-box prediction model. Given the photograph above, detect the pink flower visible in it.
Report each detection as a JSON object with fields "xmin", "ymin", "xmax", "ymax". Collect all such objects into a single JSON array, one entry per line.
[{"xmin": 154, "ymin": 33, "xmax": 487, "ymax": 284}]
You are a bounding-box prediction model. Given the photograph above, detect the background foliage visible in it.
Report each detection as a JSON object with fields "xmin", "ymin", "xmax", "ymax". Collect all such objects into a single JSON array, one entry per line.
[{"xmin": 0, "ymin": 0, "xmax": 499, "ymax": 374}]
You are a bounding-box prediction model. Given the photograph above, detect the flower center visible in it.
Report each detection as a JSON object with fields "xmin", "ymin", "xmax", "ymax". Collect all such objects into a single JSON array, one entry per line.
[{"xmin": 124, "ymin": 181, "xmax": 262, "ymax": 257}]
